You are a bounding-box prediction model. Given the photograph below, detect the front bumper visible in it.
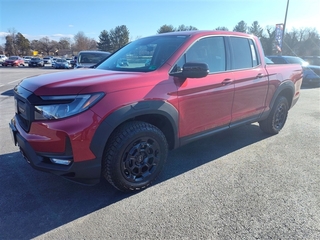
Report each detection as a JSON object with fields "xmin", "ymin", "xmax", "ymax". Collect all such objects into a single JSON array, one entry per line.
[
  {"xmin": 29, "ymin": 63, "xmax": 43, "ymax": 67},
  {"xmin": 9, "ymin": 117, "xmax": 101, "ymax": 185},
  {"xmin": 4, "ymin": 62, "xmax": 17, "ymax": 66}
]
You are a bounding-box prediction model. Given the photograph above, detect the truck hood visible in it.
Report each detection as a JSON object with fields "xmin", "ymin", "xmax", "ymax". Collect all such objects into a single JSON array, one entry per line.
[{"xmin": 19, "ymin": 69, "xmax": 155, "ymax": 95}]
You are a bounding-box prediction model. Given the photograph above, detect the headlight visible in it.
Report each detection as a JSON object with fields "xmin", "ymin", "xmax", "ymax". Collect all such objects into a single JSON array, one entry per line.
[{"xmin": 34, "ymin": 93, "xmax": 104, "ymax": 120}]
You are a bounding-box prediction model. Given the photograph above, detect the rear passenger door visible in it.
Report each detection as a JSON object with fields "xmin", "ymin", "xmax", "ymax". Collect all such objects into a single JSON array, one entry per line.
[{"xmin": 228, "ymin": 36, "xmax": 269, "ymax": 125}]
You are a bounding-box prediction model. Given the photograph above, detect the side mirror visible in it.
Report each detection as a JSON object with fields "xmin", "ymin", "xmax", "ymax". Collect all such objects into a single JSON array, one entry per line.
[{"xmin": 170, "ymin": 62, "xmax": 209, "ymax": 79}]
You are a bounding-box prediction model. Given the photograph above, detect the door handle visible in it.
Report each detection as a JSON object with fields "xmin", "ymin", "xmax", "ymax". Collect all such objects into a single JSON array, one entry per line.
[
  {"xmin": 222, "ymin": 79, "xmax": 233, "ymax": 85},
  {"xmin": 257, "ymin": 73, "xmax": 265, "ymax": 78}
]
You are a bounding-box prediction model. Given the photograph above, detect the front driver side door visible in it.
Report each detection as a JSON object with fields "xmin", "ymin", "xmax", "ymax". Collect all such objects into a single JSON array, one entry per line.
[{"xmin": 171, "ymin": 36, "xmax": 235, "ymax": 140}]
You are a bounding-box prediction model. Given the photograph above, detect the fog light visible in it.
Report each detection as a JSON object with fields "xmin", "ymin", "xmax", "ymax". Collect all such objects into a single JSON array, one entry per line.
[{"xmin": 50, "ymin": 158, "xmax": 72, "ymax": 165}]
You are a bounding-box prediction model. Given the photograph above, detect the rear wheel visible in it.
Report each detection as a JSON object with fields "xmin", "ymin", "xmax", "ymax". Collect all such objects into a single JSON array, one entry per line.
[
  {"xmin": 103, "ymin": 121, "xmax": 168, "ymax": 192},
  {"xmin": 259, "ymin": 96, "xmax": 289, "ymax": 134}
]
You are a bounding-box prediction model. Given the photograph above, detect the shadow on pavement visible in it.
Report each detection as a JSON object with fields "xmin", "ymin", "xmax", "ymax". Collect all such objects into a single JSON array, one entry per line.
[
  {"xmin": 1, "ymin": 89, "xmax": 14, "ymax": 96},
  {"xmin": 0, "ymin": 124, "xmax": 270, "ymax": 239}
]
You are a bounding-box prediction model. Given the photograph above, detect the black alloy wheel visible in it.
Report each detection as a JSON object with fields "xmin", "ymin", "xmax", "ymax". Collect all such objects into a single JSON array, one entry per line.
[
  {"xmin": 103, "ymin": 121, "xmax": 168, "ymax": 191},
  {"xmin": 120, "ymin": 136, "xmax": 161, "ymax": 183},
  {"xmin": 259, "ymin": 96, "xmax": 289, "ymax": 134}
]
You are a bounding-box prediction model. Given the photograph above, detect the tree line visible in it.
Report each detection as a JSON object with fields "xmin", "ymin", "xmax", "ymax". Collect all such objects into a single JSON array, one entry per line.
[{"xmin": 1, "ymin": 20, "xmax": 319, "ymax": 57}]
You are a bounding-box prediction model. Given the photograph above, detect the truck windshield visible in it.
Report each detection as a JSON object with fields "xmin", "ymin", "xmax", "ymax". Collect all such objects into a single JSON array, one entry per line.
[
  {"xmin": 78, "ymin": 52, "xmax": 110, "ymax": 64},
  {"xmin": 96, "ymin": 35, "xmax": 189, "ymax": 72}
]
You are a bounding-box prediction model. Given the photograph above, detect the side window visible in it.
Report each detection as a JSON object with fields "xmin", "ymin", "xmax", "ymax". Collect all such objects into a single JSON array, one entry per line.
[
  {"xmin": 270, "ymin": 57, "xmax": 286, "ymax": 64},
  {"xmin": 171, "ymin": 37, "xmax": 226, "ymax": 74},
  {"xmin": 230, "ymin": 37, "xmax": 257, "ymax": 70}
]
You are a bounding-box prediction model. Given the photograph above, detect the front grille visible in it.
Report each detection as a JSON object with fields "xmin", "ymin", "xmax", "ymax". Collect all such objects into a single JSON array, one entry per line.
[
  {"xmin": 16, "ymin": 99, "xmax": 30, "ymax": 131},
  {"xmin": 14, "ymin": 85, "xmax": 35, "ymax": 132}
]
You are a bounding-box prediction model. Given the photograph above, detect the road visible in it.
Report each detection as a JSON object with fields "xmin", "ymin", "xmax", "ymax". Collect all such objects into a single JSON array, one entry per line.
[{"xmin": 0, "ymin": 67, "xmax": 319, "ymax": 239}]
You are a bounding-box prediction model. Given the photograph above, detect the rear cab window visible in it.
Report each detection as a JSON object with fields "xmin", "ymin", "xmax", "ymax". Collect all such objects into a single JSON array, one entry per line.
[{"xmin": 229, "ymin": 37, "xmax": 260, "ymax": 70}]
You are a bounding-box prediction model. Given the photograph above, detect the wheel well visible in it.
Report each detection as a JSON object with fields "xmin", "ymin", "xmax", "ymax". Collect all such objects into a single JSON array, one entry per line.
[
  {"xmin": 123, "ymin": 114, "xmax": 176, "ymax": 150},
  {"xmin": 277, "ymin": 88, "xmax": 293, "ymax": 108}
]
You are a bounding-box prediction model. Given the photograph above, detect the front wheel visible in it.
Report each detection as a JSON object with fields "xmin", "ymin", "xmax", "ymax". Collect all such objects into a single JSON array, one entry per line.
[
  {"xmin": 259, "ymin": 96, "xmax": 289, "ymax": 134},
  {"xmin": 103, "ymin": 121, "xmax": 168, "ymax": 192}
]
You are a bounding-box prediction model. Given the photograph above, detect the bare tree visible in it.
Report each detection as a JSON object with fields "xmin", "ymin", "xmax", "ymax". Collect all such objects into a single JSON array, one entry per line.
[
  {"xmin": 58, "ymin": 37, "xmax": 71, "ymax": 50},
  {"xmin": 5, "ymin": 35, "xmax": 16, "ymax": 55},
  {"xmin": 0, "ymin": 44, "xmax": 5, "ymax": 54},
  {"xmin": 303, "ymin": 28, "xmax": 320, "ymax": 56},
  {"xmin": 30, "ymin": 40, "xmax": 40, "ymax": 52},
  {"xmin": 284, "ymin": 28, "xmax": 320, "ymax": 56},
  {"xmin": 5, "ymin": 28, "xmax": 18, "ymax": 55},
  {"xmin": 73, "ymin": 31, "xmax": 96, "ymax": 52},
  {"xmin": 260, "ymin": 25, "xmax": 275, "ymax": 55},
  {"xmin": 37, "ymin": 37, "xmax": 58, "ymax": 55},
  {"xmin": 282, "ymin": 29, "xmax": 300, "ymax": 55}
]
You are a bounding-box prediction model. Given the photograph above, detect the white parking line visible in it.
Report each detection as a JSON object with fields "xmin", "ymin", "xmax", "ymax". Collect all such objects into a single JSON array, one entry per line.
[{"xmin": 8, "ymin": 78, "xmax": 24, "ymax": 84}]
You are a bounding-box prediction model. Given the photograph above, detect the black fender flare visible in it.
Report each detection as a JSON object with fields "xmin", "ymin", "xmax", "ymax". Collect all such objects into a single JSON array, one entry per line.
[
  {"xmin": 260, "ymin": 80, "xmax": 295, "ymax": 120},
  {"xmin": 90, "ymin": 100, "xmax": 179, "ymax": 162},
  {"xmin": 271, "ymin": 80, "xmax": 295, "ymax": 108}
]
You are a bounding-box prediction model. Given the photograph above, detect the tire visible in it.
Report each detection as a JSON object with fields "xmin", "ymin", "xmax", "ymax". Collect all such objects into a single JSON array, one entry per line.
[
  {"xmin": 259, "ymin": 96, "xmax": 289, "ymax": 134},
  {"xmin": 103, "ymin": 121, "xmax": 168, "ymax": 192}
]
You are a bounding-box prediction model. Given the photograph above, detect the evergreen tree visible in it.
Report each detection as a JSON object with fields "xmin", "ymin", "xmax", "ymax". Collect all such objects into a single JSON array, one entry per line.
[
  {"xmin": 215, "ymin": 26, "xmax": 229, "ymax": 31},
  {"xmin": 233, "ymin": 20, "xmax": 248, "ymax": 33},
  {"xmin": 248, "ymin": 21, "xmax": 263, "ymax": 38},
  {"xmin": 97, "ymin": 30, "xmax": 112, "ymax": 52},
  {"xmin": 15, "ymin": 32, "xmax": 30, "ymax": 55},
  {"xmin": 157, "ymin": 24, "xmax": 175, "ymax": 34},
  {"xmin": 109, "ymin": 25, "xmax": 130, "ymax": 52},
  {"xmin": 176, "ymin": 24, "xmax": 198, "ymax": 31}
]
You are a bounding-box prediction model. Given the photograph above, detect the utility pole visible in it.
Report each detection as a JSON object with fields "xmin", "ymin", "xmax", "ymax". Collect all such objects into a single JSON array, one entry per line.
[{"xmin": 282, "ymin": 0, "xmax": 290, "ymax": 46}]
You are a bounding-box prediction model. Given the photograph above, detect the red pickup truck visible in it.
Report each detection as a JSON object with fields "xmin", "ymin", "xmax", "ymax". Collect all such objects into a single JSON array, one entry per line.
[{"xmin": 9, "ymin": 31, "xmax": 303, "ymax": 191}]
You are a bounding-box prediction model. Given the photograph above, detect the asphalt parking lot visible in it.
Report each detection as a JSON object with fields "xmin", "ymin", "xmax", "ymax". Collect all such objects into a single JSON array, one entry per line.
[{"xmin": 0, "ymin": 67, "xmax": 319, "ymax": 239}]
